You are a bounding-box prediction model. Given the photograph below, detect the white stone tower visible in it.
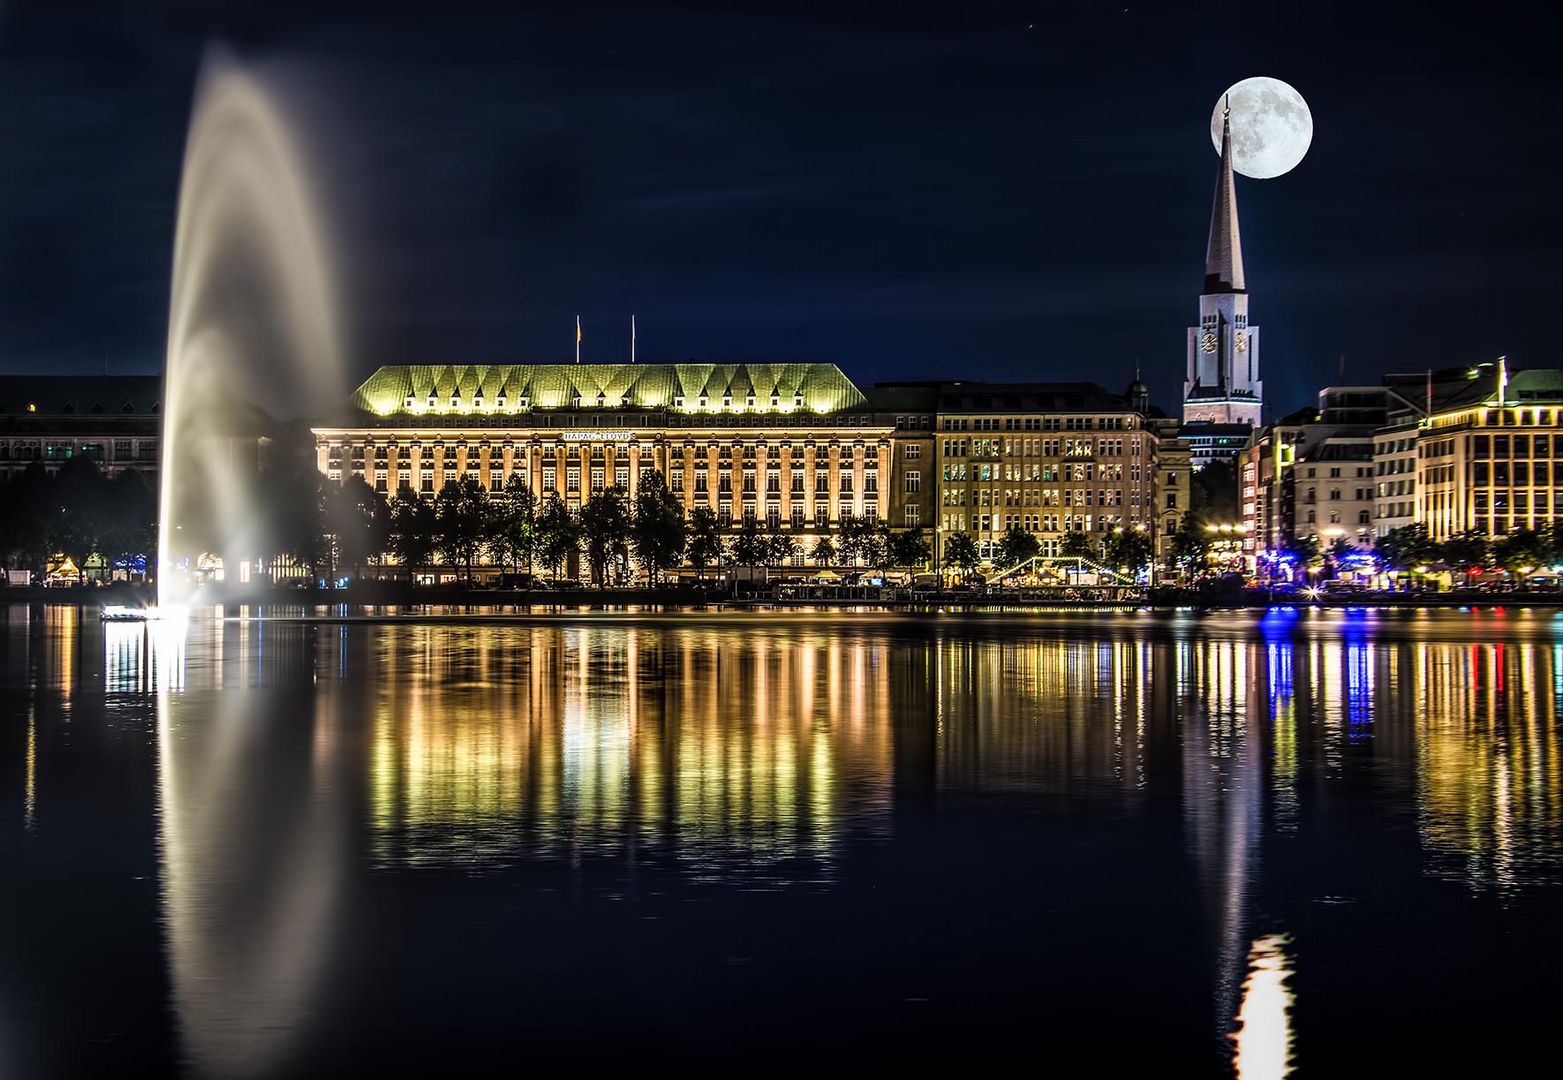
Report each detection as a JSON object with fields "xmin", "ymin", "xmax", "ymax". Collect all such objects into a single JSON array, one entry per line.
[{"xmin": 1183, "ymin": 102, "xmax": 1263, "ymax": 426}]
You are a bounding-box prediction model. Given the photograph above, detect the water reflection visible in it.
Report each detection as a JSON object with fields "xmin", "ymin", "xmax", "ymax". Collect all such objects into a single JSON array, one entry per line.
[
  {"xmin": 364, "ymin": 626, "xmax": 894, "ymax": 880},
  {"xmin": 1231, "ymin": 933, "xmax": 1296, "ymax": 1079},
  {"xmin": 2, "ymin": 607, "xmax": 1558, "ymax": 1075},
  {"xmin": 156, "ymin": 620, "xmax": 348, "ymax": 1079}
]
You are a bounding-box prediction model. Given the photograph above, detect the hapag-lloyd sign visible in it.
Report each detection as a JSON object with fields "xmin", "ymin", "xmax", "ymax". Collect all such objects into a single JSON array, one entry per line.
[{"xmin": 561, "ymin": 431, "xmax": 635, "ymax": 442}]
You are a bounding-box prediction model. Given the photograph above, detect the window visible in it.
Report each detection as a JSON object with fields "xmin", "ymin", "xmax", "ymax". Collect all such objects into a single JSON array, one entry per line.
[
  {"xmin": 904, "ymin": 444, "xmax": 921, "ymax": 459},
  {"xmin": 905, "ymin": 470, "xmax": 921, "ymax": 493}
]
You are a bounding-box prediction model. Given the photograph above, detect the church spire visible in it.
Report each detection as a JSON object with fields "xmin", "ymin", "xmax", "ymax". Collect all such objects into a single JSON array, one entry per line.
[{"xmin": 1204, "ymin": 98, "xmax": 1246, "ymax": 294}]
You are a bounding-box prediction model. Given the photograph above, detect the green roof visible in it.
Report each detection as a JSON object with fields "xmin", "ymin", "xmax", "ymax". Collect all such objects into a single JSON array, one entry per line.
[{"xmin": 350, "ymin": 363, "xmax": 869, "ymax": 418}]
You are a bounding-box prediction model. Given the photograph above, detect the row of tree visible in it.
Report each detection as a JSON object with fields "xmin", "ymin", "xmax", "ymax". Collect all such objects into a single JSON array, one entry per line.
[
  {"xmin": 0, "ymin": 460, "xmax": 157, "ymax": 582},
  {"xmin": 1370, "ymin": 523, "xmax": 1563, "ymax": 576},
  {"xmin": 312, "ymin": 471, "xmax": 945, "ymax": 586}
]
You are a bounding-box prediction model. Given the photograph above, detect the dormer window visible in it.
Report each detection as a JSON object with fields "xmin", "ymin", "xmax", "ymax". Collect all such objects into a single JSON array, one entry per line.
[
  {"xmin": 572, "ymin": 394, "xmax": 583, "ymax": 408},
  {"xmin": 404, "ymin": 396, "xmax": 415, "ymax": 409},
  {"xmin": 746, "ymin": 395, "xmax": 756, "ymax": 409},
  {"xmin": 596, "ymin": 392, "xmax": 606, "ymax": 406},
  {"xmin": 698, "ymin": 395, "xmax": 708, "ymax": 409},
  {"xmin": 770, "ymin": 396, "xmax": 780, "ymax": 409},
  {"xmin": 793, "ymin": 394, "xmax": 804, "ymax": 408},
  {"xmin": 674, "ymin": 395, "xmax": 686, "ymax": 409},
  {"xmin": 496, "ymin": 396, "xmax": 507, "ymax": 409},
  {"xmin": 722, "ymin": 396, "xmax": 732, "ymax": 410},
  {"xmin": 450, "ymin": 396, "xmax": 460, "ymax": 409},
  {"xmin": 427, "ymin": 395, "xmax": 438, "ymax": 408},
  {"xmin": 519, "ymin": 396, "xmax": 530, "ymax": 408}
]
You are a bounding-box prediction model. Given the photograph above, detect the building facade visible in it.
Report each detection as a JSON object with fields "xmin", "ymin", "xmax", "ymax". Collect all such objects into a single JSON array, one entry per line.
[
  {"xmin": 0, "ymin": 375, "xmax": 162, "ymax": 481},
  {"xmin": 313, "ymin": 364, "xmax": 894, "ymax": 567},
  {"xmin": 918, "ymin": 382, "xmax": 1163, "ymax": 566},
  {"xmin": 313, "ymin": 367, "xmax": 1182, "ymax": 576},
  {"xmin": 1413, "ymin": 365, "xmax": 1563, "ymax": 542},
  {"xmin": 1241, "ymin": 386, "xmax": 1410, "ymax": 561}
]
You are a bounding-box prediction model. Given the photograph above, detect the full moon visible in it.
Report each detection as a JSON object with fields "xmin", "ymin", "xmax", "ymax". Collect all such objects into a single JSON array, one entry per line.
[{"xmin": 1210, "ymin": 76, "xmax": 1312, "ymax": 180}]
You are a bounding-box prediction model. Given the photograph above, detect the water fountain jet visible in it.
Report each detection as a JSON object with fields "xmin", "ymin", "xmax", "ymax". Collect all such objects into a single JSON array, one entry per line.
[{"xmin": 158, "ymin": 46, "xmax": 345, "ymax": 608}]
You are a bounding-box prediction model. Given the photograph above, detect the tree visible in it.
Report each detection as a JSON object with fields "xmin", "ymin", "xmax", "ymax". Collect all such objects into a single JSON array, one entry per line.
[
  {"xmin": 1325, "ymin": 535, "xmax": 1355, "ymax": 575},
  {"xmin": 766, "ymin": 531, "xmax": 801, "ymax": 568},
  {"xmin": 1103, "ymin": 527, "xmax": 1155, "ymax": 575},
  {"xmin": 812, "ymin": 534, "xmax": 837, "ymax": 567},
  {"xmin": 48, "ymin": 457, "xmax": 110, "ymax": 584},
  {"xmin": 1060, "ymin": 530, "xmax": 1097, "ymax": 561},
  {"xmin": 1373, "ymin": 523, "xmax": 1437, "ymax": 572},
  {"xmin": 387, "ymin": 489, "xmax": 438, "ymax": 583},
  {"xmin": 1441, "ymin": 529, "xmax": 1491, "ymax": 579},
  {"xmin": 996, "ymin": 525, "xmax": 1040, "ymax": 570},
  {"xmin": 1192, "ymin": 459, "xmax": 1239, "ymax": 522},
  {"xmin": 1283, "ymin": 534, "xmax": 1320, "ymax": 572},
  {"xmin": 535, "ymin": 495, "xmax": 580, "ymax": 579},
  {"xmin": 631, "ymin": 471, "xmax": 686, "ymax": 585},
  {"xmin": 0, "ymin": 464, "xmax": 54, "ymax": 578},
  {"xmin": 489, "ymin": 474, "xmax": 538, "ymax": 577},
  {"xmin": 434, "ymin": 476, "xmax": 489, "ymax": 580},
  {"xmin": 889, "ymin": 528, "xmax": 931, "ymax": 575},
  {"xmin": 1493, "ymin": 528, "xmax": 1550, "ymax": 576},
  {"xmin": 99, "ymin": 469, "xmax": 158, "ymax": 579},
  {"xmin": 579, "ymin": 486, "xmax": 632, "ymax": 586},
  {"xmin": 728, "ymin": 516, "xmax": 768, "ymax": 572},
  {"xmin": 685, "ymin": 506, "xmax": 723, "ymax": 579},
  {"xmin": 263, "ymin": 465, "xmax": 328, "ymax": 582},
  {"xmin": 327, "ymin": 475, "xmax": 389, "ymax": 582},
  {"xmin": 840, "ymin": 516, "xmax": 889, "ymax": 572},
  {"xmin": 1170, "ymin": 512, "xmax": 1211, "ymax": 578},
  {"xmin": 943, "ymin": 531, "xmax": 981, "ymax": 580}
]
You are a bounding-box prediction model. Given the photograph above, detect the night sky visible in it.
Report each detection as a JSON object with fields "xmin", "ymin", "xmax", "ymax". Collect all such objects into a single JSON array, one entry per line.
[{"xmin": 1, "ymin": 0, "xmax": 1558, "ymax": 417}]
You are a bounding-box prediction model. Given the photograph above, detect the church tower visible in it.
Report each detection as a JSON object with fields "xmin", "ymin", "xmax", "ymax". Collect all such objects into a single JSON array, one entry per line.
[{"xmin": 1183, "ymin": 102, "xmax": 1262, "ymax": 426}]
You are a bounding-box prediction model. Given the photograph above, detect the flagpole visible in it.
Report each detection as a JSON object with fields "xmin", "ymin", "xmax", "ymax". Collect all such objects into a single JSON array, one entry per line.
[
  {"xmin": 631, "ymin": 314, "xmax": 637, "ymax": 364},
  {"xmin": 575, "ymin": 315, "xmax": 581, "ymax": 364}
]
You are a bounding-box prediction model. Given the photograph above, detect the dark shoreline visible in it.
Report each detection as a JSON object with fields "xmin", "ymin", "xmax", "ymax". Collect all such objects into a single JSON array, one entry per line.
[{"xmin": 6, "ymin": 582, "xmax": 1563, "ymax": 612}]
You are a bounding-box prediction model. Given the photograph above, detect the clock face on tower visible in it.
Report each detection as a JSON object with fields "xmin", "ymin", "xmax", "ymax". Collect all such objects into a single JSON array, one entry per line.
[
  {"xmin": 1235, "ymin": 331, "xmax": 1248, "ymax": 352},
  {"xmin": 1200, "ymin": 332, "xmax": 1218, "ymax": 354}
]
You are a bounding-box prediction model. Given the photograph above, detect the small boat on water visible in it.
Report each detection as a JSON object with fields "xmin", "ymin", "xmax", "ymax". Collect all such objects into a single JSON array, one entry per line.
[{"xmin": 100, "ymin": 605, "xmax": 156, "ymax": 622}]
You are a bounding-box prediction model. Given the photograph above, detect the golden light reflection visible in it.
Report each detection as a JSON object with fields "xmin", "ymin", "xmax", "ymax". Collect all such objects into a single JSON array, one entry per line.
[
  {"xmin": 1230, "ymin": 933, "xmax": 1296, "ymax": 1080},
  {"xmin": 363, "ymin": 625, "xmax": 893, "ymax": 877},
  {"xmin": 1409, "ymin": 639, "xmax": 1562, "ymax": 891},
  {"xmin": 24, "ymin": 704, "xmax": 37, "ymax": 831}
]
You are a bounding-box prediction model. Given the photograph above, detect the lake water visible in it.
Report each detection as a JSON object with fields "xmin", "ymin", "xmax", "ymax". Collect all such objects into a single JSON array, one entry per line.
[{"xmin": 2, "ymin": 605, "xmax": 1559, "ymax": 1078}]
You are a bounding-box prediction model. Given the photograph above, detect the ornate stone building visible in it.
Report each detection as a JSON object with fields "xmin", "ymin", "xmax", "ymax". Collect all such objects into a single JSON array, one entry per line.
[
  {"xmin": 313, "ymin": 363, "xmax": 893, "ymax": 565},
  {"xmin": 0, "ymin": 375, "xmax": 162, "ymax": 481}
]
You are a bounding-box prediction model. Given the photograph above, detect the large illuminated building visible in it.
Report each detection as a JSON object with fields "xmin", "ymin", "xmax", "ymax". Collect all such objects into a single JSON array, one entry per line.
[
  {"xmin": 896, "ymin": 380, "xmax": 1168, "ymax": 565},
  {"xmin": 313, "ymin": 365, "xmax": 1181, "ymax": 574},
  {"xmin": 1183, "ymin": 107, "xmax": 1263, "ymax": 429},
  {"xmin": 314, "ymin": 363, "xmax": 893, "ymax": 565},
  {"xmin": 1413, "ymin": 363, "xmax": 1563, "ymax": 541},
  {"xmin": 0, "ymin": 375, "xmax": 162, "ymax": 481}
]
